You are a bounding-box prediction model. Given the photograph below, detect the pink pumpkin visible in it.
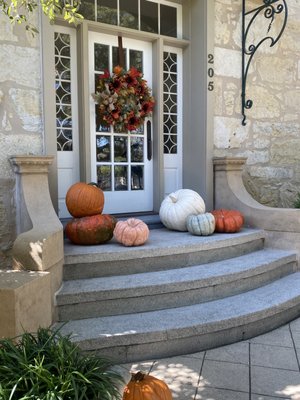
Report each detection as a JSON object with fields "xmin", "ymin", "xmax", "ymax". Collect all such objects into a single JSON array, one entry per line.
[{"xmin": 114, "ymin": 218, "xmax": 149, "ymax": 246}]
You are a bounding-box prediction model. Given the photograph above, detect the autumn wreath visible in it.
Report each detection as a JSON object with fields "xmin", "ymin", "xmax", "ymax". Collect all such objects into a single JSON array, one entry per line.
[{"xmin": 93, "ymin": 65, "xmax": 155, "ymax": 132}]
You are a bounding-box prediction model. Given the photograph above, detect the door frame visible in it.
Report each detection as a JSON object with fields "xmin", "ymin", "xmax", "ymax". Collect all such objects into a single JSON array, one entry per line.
[{"xmin": 41, "ymin": 0, "xmax": 215, "ymax": 214}]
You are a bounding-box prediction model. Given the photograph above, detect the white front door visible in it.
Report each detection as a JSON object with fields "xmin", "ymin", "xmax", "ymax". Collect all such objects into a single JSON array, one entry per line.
[{"xmin": 89, "ymin": 32, "xmax": 153, "ymax": 214}]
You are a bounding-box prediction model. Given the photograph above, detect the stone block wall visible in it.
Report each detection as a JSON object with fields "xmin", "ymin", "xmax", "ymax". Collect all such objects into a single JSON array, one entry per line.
[
  {"xmin": 214, "ymin": 0, "xmax": 300, "ymax": 208},
  {"xmin": 0, "ymin": 13, "xmax": 43, "ymax": 265}
]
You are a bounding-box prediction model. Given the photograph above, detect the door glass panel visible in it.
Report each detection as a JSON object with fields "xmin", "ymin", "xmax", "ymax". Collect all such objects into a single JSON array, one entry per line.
[
  {"xmin": 96, "ymin": 135, "xmax": 111, "ymax": 162},
  {"xmin": 114, "ymin": 136, "xmax": 128, "ymax": 162},
  {"xmin": 95, "ymin": 105, "xmax": 112, "ymax": 132},
  {"xmin": 163, "ymin": 135, "xmax": 177, "ymax": 154},
  {"xmin": 164, "ymin": 93, "xmax": 177, "ymax": 114},
  {"xmin": 55, "ymin": 33, "xmax": 70, "ymax": 56},
  {"xmin": 160, "ymin": 5, "xmax": 177, "ymax": 38},
  {"xmin": 129, "ymin": 50, "xmax": 143, "ymax": 72},
  {"xmin": 94, "ymin": 43, "xmax": 109, "ymax": 72},
  {"xmin": 164, "ymin": 114, "xmax": 178, "ymax": 154},
  {"xmin": 55, "ymin": 32, "xmax": 73, "ymax": 152},
  {"xmin": 97, "ymin": 165, "xmax": 112, "ymax": 191},
  {"xmin": 112, "ymin": 47, "xmax": 127, "ymax": 70},
  {"xmin": 115, "ymin": 166, "xmax": 128, "ymax": 190},
  {"xmin": 57, "ymin": 129, "xmax": 73, "ymax": 151},
  {"xmin": 56, "ymin": 82, "xmax": 71, "ymax": 104},
  {"xmin": 164, "ymin": 52, "xmax": 177, "ymax": 72},
  {"xmin": 56, "ymin": 59, "xmax": 71, "ymax": 80},
  {"xmin": 131, "ymin": 137, "xmax": 144, "ymax": 162},
  {"xmin": 164, "ymin": 114, "xmax": 177, "ymax": 133},
  {"xmin": 131, "ymin": 125, "xmax": 144, "ymax": 135},
  {"xmin": 163, "ymin": 73, "xmax": 177, "ymax": 91},
  {"xmin": 163, "ymin": 52, "xmax": 178, "ymax": 154},
  {"xmin": 97, "ymin": 0, "xmax": 118, "ymax": 25},
  {"xmin": 141, "ymin": 0, "xmax": 158, "ymax": 34},
  {"xmin": 56, "ymin": 105, "xmax": 72, "ymax": 126},
  {"xmin": 120, "ymin": 0, "xmax": 138, "ymax": 30},
  {"xmin": 131, "ymin": 166, "xmax": 144, "ymax": 190}
]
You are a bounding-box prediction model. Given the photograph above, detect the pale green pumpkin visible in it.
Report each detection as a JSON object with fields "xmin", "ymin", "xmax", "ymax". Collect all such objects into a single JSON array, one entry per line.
[{"xmin": 186, "ymin": 213, "xmax": 215, "ymax": 236}]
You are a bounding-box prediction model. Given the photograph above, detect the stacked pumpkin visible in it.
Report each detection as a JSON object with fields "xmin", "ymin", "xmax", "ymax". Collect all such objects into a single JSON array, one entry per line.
[
  {"xmin": 65, "ymin": 182, "xmax": 116, "ymax": 245},
  {"xmin": 159, "ymin": 189, "xmax": 244, "ymax": 236}
]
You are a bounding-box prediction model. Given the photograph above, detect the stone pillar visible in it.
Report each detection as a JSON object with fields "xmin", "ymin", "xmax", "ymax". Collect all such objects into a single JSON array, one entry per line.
[
  {"xmin": 9, "ymin": 155, "xmax": 64, "ymax": 324},
  {"xmin": 213, "ymin": 156, "xmax": 300, "ymax": 256},
  {"xmin": 213, "ymin": 157, "xmax": 249, "ymax": 211},
  {"xmin": 10, "ymin": 155, "xmax": 63, "ymax": 272}
]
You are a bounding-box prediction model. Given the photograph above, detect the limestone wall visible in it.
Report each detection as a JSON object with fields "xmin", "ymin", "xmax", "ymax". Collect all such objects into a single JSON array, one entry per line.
[
  {"xmin": 214, "ymin": 0, "xmax": 300, "ymax": 208},
  {"xmin": 0, "ymin": 13, "xmax": 43, "ymax": 266}
]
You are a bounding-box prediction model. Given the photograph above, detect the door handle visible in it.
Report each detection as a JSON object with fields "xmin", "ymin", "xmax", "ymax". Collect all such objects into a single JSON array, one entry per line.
[{"xmin": 147, "ymin": 120, "xmax": 152, "ymax": 161}]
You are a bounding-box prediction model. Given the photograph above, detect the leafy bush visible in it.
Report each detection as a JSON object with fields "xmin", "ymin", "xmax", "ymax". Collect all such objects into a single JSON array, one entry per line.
[
  {"xmin": 0, "ymin": 327, "xmax": 123, "ymax": 400},
  {"xmin": 294, "ymin": 192, "xmax": 300, "ymax": 208}
]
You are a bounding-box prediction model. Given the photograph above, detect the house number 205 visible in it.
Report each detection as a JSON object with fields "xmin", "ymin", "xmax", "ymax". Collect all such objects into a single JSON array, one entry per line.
[{"xmin": 207, "ymin": 54, "xmax": 214, "ymax": 91}]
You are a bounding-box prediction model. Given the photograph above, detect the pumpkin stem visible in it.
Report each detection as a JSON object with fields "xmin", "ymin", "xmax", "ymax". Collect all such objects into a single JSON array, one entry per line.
[
  {"xmin": 131, "ymin": 371, "xmax": 146, "ymax": 382},
  {"xmin": 169, "ymin": 194, "xmax": 177, "ymax": 203},
  {"xmin": 88, "ymin": 182, "xmax": 99, "ymax": 187}
]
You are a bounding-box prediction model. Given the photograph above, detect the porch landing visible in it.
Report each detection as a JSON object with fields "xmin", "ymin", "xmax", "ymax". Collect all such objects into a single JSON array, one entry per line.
[{"xmin": 56, "ymin": 227, "xmax": 300, "ymax": 363}]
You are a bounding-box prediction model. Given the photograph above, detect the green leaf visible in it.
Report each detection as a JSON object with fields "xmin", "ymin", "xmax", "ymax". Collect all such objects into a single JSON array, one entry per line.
[
  {"xmin": 0, "ymin": 327, "xmax": 123, "ymax": 400},
  {"xmin": 0, "ymin": 0, "xmax": 83, "ymax": 34}
]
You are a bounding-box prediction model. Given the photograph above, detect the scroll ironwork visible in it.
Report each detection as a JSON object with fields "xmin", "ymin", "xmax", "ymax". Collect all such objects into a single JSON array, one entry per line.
[{"xmin": 242, "ymin": 0, "xmax": 288, "ymax": 125}]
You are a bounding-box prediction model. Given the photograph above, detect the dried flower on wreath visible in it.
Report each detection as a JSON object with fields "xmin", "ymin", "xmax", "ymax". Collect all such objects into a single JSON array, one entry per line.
[{"xmin": 92, "ymin": 66, "xmax": 155, "ymax": 132}]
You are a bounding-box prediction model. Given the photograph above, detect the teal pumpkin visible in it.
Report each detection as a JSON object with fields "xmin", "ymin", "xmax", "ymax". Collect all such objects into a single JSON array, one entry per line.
[{"xmin": 186, "ymin": 213, "xmax": 215, "ymax": 236}]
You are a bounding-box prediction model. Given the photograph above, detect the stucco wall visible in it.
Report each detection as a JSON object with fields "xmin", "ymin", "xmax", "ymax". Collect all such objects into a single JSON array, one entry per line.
[
  {"xmin": 214, "ymin": 0, "xmax": 300, "ymax": 208},
  {"xmin": 0, "ymin": 13, "xmax": 43, "ymax": 266}
]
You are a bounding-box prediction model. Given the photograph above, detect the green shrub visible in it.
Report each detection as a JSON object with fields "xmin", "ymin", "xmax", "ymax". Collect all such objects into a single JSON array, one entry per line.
[
  {"xmin": 294, "ymin": 192, "xmax": 300, "ymax": 208},
  {"xmin": 0, "ymin": 327, "xmax": 123, "ymax": 400}
]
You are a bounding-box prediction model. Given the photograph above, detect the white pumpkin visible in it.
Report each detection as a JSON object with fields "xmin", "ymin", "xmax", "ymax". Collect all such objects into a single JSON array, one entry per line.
[
  {"xmin": 159, "ymin": 189, "xmax": 206, "ymax": 231},
  {"xmin": 186, "ymin": 213, "xmax": 215, "ymax": 236}
]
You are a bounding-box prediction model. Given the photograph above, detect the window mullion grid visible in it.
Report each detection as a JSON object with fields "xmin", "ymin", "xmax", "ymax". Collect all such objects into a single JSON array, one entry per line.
[
  {"xmin": 138, "ymin": 0, "xmax": 141, "ymax": 31},
  {"xmin": 158, "ymin": 3, "xmax": 161, "ymax": 35},
  {"xmin": 117, "ymin": 0, "xmax": 120, "ymax": 26}
]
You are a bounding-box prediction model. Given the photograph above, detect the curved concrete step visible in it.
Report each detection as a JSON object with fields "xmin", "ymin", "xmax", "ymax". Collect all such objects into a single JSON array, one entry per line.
[
  {"xmin": 55, "ymin": 272, "xmax": 300, "ymax": 363},
  {"xmin": 63, "ymin": 228, "xmax": 265, "ymax": 280},
  {"xmin": 56, "ymin": 249, "xmax": 297, "ymax": 320}
]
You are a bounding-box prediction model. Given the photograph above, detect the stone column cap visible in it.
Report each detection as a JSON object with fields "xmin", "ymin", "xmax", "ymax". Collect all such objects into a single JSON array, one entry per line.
[
  {"xmin": 213, "ymin": 157, "xmax": 247, "ymax": 171},
  {"xmin": 10, "ymin": 155, "xmax": 54, "ymax": 174}
]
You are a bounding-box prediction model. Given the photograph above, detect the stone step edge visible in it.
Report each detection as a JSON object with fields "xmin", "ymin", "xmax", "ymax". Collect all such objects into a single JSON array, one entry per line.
[
  {"xmin": 55, "ymin": 272, "xmax": 300, "ymax": 351},
  {"xmin": 56, "ymin": 249, "xmax": 297, "ymax": 305},
  {"xmin": 63, "ymin": 228, "xmax": 265, "ymax": 265}
]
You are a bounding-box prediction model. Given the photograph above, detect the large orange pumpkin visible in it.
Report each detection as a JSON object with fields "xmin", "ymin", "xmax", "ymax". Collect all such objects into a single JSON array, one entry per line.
[
  {"xmin": 211, "ymin": 209, "xmax": 244, "ymax": 233},
  {"xmin": 66, "ymin": 182, "xmax": 104, "ymax": 218},
  {"xmin": 114, "ymin": 218, "xmax": 149, "ymax": 246},
  {"xmin": 123, "ymin": 372, "xmax": 173, "ymax": 400},
  {"xmin": 65, "ymin": 214, "xmax": 116, "ymax": 245}
]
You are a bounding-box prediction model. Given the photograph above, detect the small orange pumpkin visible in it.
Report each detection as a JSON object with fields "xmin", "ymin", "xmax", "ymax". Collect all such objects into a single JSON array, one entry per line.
[
  {"xmin": 211, "ymin": 209, "xmax": 244, "ymax": 233},
  {"xmin": 123, "ymin": 371, "xmax": 173, "ymax": 400},
  {"xmin": 114, "ymin": 218, "xmax": 149, "ymax": 246},
  {"xmin": 66, "ymin": 182, "xmax": 104, "ymax": 218},
  {"xmin": 65, "ymin": 214, "xmax": 116, "ymax": 245}
]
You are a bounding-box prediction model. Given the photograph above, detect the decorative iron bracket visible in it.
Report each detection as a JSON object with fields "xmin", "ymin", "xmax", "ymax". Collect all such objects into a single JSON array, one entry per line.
[{"xmin": 242, "ymin": 0, "xmax": 288, "ymax": 125}]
